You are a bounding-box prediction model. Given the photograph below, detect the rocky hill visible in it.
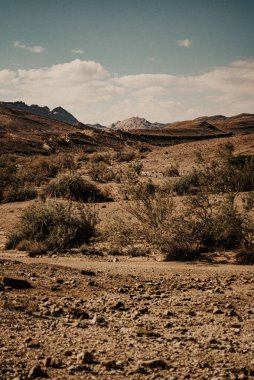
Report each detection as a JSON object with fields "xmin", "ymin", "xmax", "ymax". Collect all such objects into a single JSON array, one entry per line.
[
  {"xmin": 0, "ymin": 104, "xmax": 253, "ymax": 155},
  {"xmin": 0, "ymin": 106, "xmax": 142, "ymax": 155},
  {"xmin": 198, "ymin": 113, "xmax": 254, "ymax": 134},
  {"xmin": 0, "ymin": 101, "xmax": 79, "ymax": 125},
  {"xmin": 109, "ymin": 117, "xmax": 165, "ymax": 131}
]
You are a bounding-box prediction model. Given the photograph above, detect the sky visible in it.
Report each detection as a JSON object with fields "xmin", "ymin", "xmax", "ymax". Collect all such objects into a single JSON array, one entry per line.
[{"xmin": 0, "ymin": 0, "xmax": 253, "ymax": 124}]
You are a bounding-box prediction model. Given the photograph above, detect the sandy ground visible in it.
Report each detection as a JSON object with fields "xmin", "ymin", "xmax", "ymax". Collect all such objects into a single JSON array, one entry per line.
[{"xmin": 1, "ymin": 253, "xmax": 254, "ymax": 379}]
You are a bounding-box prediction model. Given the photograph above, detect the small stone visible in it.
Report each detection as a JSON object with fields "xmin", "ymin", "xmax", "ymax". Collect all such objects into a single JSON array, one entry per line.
[
  {"xmin": 111, "ymin": 301, "xmax": 125, "ymax": 310},
  {"xmin": 27, "ymin": 341, "xmax": 41, "ymax": 349},
  {"xmin": 136, "ymin": 359, "xmax": 169, "ymax": 370},
  {"xmin": 28, "ymin": 364, "xmax": 48, "ymax": 378},
  {"xmin": 43, "ymin": 357, "xmax": 52, "ymax": 367},
  {"xmin": 77, "ymin": 351, "xmax": 95, "ymax": 364},
  {"xmin": 90, "ymin": 314, "xmax": 108, "ymax": 326},
  {"xmin": 213, "ymin": 307, "xmax": 223, "ymax": 315},
  {"xmin": 64, "ymin": 350, "xmax": 73, "ymax": 357},
  {"xmin": 81, "ymin": 270, "xmax": 96, "ymax": 276}
]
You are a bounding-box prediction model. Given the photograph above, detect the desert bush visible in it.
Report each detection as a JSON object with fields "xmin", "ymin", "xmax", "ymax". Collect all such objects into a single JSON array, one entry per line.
[
  {"xmin": 2, "ymin": 186, "xmax": 37, "ymax": 203},
  {"xmin": 0, "ymin": 155, "xmax": 37, "ymax": 203},
  {"xmin": 172, "ymin": 170, "xmax": 200, "ymax": 195},
  {"xmin": 119, "ymin": 188, "xmax": 254, "ymax": 260},
  {"xmin": 19, "ymin": 153, "xmax": 77, "ymax": 186},
  {"xmin": 6, "ymin": 200, "xmax": 98, "ymax": 251},
  {"xmin": 121, "ymin": 180, "xmax": 157, "ymax": 201},
  {"xmin": 163, "ymin": 164, "xmax": 180, "ymax": 177},
  {"xmin": 89, "ymin": 162, "xmax": 116, "ymax": 183},
  {"xmin": 114, "ymin": 149, "xmax": 137, "ymax": 162},
  {"xmin": 236, "ymin": 249, "xmax": 254, "ymax": 264},
  {"xmin": 16, "ymin": 240, "xmax": 47, "ymax": 256},
  {"xmin": 44, "ymin": 172, "xmax": 110, "ymax": 202},
  {"xmin": 90, "ymin": 152, "xmax": 112, "ymax": 164},
  {"xmin": 173, "ymin": 144, "xmax": 254, "ymax": 195}
]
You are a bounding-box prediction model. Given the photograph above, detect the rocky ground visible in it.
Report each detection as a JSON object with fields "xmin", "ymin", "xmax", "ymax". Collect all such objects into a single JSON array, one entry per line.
[{"xmin": 0, "ymin": 255, "xmax": 254, "ymax": 379}]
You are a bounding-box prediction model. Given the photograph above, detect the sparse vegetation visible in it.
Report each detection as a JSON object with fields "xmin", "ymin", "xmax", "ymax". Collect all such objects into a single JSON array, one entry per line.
[
  {"xmin": 173, "ymin": 143, "xmax": 254, "ymax": 195},
  {"xmin": 113, "ymin": 149, "xmax": 137, "ymax": 162},
  {"xmin": 0, "ymin": 155, "xmax": 37, "ymax": 203},
  {"xmin": 44, "ymin": 172, "xmax": 110, "ymax": 202},
  {"xmin": 6, "ymin": 200, "xmax": 98, "ymax": 251},
  {"xmin": 163, "ymin": 164, "xmax": 180, "ymax": 177},
  {"xmin": 19, "ymin": 153, "xmax": 78, "ymax": 186},
  {"xmin": 89, "ymin": 162, "xmax": 116, "ymax": 183},
  {"xmin": 107, "ymin": 144, "xmax": 254, "ymax": 261}
]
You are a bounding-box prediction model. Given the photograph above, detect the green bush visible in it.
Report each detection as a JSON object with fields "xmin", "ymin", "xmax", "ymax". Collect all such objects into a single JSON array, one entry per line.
[
  {"xmin": 44, "ymin": 172, "xmax": 110, "ymax": 202},
  {"xmin": 6, "ymin": 200, "xmax": 98, "ymax": 251}
]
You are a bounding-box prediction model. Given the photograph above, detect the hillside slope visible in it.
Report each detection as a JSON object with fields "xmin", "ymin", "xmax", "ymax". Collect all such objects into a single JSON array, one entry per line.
[{"xmin": 0, "ymin": 106, "xmax": 141, "ymax": 155}]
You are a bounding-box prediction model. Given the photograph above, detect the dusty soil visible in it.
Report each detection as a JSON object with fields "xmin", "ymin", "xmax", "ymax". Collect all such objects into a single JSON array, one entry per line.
[
  {"xmin": 0, "ymin": 253, "xmax": 254, "ymax": 379},
  {"xmin": 1, "ymin": 133, "xmax": 254, "ymax": 379}
]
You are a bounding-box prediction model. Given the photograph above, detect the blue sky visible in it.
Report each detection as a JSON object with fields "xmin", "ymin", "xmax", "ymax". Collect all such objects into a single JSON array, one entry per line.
[{"xmin": 0, "ymin": 0, "xmax": 253, "ymax": 124}]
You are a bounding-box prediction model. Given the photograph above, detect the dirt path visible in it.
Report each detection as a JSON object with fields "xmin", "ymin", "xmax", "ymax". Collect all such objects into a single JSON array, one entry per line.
[{"xmin": 1, "ymin": 251, "xmax": 254, "ymax": 275}]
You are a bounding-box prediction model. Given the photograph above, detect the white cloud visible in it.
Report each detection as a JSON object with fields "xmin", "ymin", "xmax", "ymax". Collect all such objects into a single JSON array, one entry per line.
[
  {"xmin": 0, "ymin": 58, "xmax": 253, "ymax": 124},
  {"xmin": 72, "ymin": 49, "xmax": 84, "ymax": 54},
  {"xmin": 13, "ymin": 41, "xmax": 45, "ymax": 53},
  {"xmin": 177, "ymin": 38, "xmax": 192, "ymax": 48},
  {"xmin": 148, "ymin": 57, "xmax": 156, "ymax": 62}
]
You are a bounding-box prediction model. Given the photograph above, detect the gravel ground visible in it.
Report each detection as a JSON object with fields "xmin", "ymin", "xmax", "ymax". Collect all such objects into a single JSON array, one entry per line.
[{"xmin": 0, "ymin": 255, "xmax": 254, "ymax": 379}]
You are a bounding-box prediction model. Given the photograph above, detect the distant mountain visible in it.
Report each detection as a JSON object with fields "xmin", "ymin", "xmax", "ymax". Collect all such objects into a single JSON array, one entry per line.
[
  {"xmin": 0, "ymin": 101, "xmax": 79, "ymax": 125},
  {"xmin": 109, "ymin": 117, "xmax": 166, "ymax": 131}
]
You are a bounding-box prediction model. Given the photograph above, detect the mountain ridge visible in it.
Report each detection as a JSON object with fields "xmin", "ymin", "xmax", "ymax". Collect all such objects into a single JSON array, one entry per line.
[{"xmin": 0, "ymin": 101, "xmax": 79, "ymax": 125}]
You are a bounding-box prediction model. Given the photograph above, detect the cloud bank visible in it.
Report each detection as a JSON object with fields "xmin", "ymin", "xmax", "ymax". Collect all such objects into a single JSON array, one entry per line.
[{"xmin": 0, "ymin": 58, "xmax": 253, "ymax": 124}]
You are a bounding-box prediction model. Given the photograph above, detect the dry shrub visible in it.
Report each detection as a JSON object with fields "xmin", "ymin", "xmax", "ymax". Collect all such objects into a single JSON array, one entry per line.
[
  {"xmin": 2, "ymin": 187, "xmax": 37, "ymax": 203},
  {"xmin": 173, "ymin": 143, "xmax": 254, "ymax": 196},
  {"xmin": 111, "ymin": 182, "xmax": 254, "ymax": 260},
  {"xmin": 114, "ymin": 149, "xmax": 137, "ymax": 162},
  {"xmin": 16, "ymin": 240, "xmax": 47, "ymax": 256},
  {"xmin": 0, "ymin": 155, "xmax": 37, "ymax": 203},
  {"xmin": 90, "ymin": 152, "xmax": 112, "ymax": 164},
  {"xmin": 19, "ymin": 153, "xmax": 77, "ymax": 186},
  {"xmin": 6, "ymin": 200, "xmax": 98, "ymax": 251},
  {"xmin": 163, "ymin": 165, "xmax": 180, "ymax": 177},
  {"xmin": 89, "ymin": 162, "xmax": 116, "ymax": 183},
  {"xmin": 44, "ymin": 172, "xmax": 110, "ymax": 202},
  {"xmin": 236, "ymin": 249, "xmax": 254, "ymax": 264}
]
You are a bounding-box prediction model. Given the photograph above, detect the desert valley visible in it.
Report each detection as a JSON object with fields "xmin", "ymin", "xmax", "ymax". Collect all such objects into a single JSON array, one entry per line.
[{"xmin": 1, "ymin": 101, "xmax": 254, "ymax": 379}]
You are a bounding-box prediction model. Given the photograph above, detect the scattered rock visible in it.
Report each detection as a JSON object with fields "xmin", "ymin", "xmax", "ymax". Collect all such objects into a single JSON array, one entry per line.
[
  {"xmin": 28, "ymin": 364, "xmax": 48, "ymax": 378},
  {"xmin": 1, "ymin": 277, "xmax": 32, "ymax": 289},
  {"xmin": 77, "ymin": 351, "xmax": 96, "ymax": 364},
  {"xmin": 80, "ymin": 269, "xmax": 96, "ymax": 276}
]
